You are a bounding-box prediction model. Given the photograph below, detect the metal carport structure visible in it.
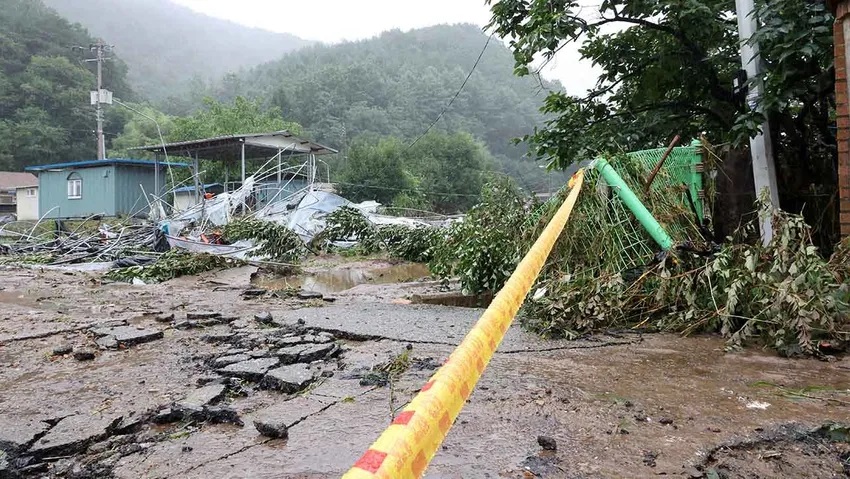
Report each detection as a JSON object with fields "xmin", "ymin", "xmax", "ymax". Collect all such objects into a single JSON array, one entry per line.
[{"xmin": 130, "ymin": 131, "xmax": 338, "ymax": 207}]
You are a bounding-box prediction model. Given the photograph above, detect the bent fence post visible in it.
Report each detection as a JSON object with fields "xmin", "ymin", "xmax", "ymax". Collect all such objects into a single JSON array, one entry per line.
[{"xmin": 593, "ymin": 157, "xmax": 674, "ymax": 251}]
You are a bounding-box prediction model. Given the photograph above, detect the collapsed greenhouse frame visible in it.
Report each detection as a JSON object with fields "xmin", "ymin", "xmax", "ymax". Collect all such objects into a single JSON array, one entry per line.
[{"xmin": 131, "ymin": 130, "xmax": 338, "ymax": 210}]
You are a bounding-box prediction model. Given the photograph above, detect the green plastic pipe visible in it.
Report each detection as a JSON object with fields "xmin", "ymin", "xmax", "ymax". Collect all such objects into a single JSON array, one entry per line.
[
  {"xmin": 688, "ymin": 139, "xmax": 705, "ymax": 222},
  {"xmin": 594, "ymin": 157, "xmax": 675, "ymax": 250}
]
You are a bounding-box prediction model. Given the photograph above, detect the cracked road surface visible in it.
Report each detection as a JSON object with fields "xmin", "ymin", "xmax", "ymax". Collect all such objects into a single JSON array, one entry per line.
[{"xmin": 0, "ymin": 263, "xmax": 848, "ymax": 478}]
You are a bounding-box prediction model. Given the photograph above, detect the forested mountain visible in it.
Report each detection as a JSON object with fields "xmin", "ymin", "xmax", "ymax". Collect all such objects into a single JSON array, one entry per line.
[
  {"xmin": 0, "ymin": 0, "xmax": 133, "ymax": 171},
  {"xmin": 43, "ymin": 0, "xmax": 310, "ymax": 102},
  {"xmin": 214, "ymin": 24, "xmax": 565, "ymax": 190}
]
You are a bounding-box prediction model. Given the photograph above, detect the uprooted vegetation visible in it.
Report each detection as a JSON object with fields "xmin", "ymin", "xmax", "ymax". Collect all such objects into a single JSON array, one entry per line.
[
  {"xmin": 222, "ymin": 218, "xmax": 306, "ymax": 263},
  {"xmin": 316, "ymin": 206, "xmax": 444, "ymax": 264},
  {"xmin": 105, "ymin": 250, "xmax": 244, "ymax": 283},
  {"xmin": 102, "ymin": 219, "xmax": 304, "ymax": 284},
  {"xmin": 525, "ymin": 210, "xmax": 850, "ymax": 356},
  {"xmin": 430, "ymin": 152, "xmax": 849, "ymax": 356}
]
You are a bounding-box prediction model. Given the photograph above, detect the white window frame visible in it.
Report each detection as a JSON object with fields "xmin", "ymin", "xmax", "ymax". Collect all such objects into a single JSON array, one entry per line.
[
  {"xmin": 67, "ymin": 178, "xmax": 82, "ymax": 200},
  {"xmin": 25, "ymin": 188, "xmax": 36, "ymax": 198}
]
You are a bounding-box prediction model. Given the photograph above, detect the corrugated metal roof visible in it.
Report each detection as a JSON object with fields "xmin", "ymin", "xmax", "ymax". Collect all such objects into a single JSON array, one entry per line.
[
  {"xmin": 0, "ymin": 172, "xmax": 39, "ymax": 190},
  {"xmin": 129, "ymin": 130, "xmax": 338, "ymax": 158},
  {"xmin": 25, "ymin": 158, "xmax": 190, "ymax": 172}
]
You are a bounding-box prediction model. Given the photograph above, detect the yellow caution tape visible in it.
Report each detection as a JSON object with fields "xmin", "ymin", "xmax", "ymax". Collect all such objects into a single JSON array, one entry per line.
[{"xmin": 343, "ymin": 169, "xmax": 587, "ymax": 479}]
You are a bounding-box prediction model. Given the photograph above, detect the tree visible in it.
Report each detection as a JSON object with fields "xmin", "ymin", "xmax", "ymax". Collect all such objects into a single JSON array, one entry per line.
[
  {"xmin": 108, "ymin": 103, "xmax": 176, "ymax": 156},
  {"xmin": 163, "ymin": 97, "xmax": 305, "ymax": 185},
  {"xmin": 169, "ymin": 96, "xmax": 302, "ymax": 142},
  {"xmin": 338, "ymin": 137, "xmax": 416, "ymax": 206},
  {"xmin": 194, "ymin": 24, "xmax": 557, "ymax": 189},
  {"xmin": 486, "ymin": 0, "xmax": 833, "ymax": 161},
  {"xmin": 0, "ymin": 0, "xmax": 133, "ymax": 170},
  {"xmin": 486, "ymin": 0, "xmax": 837, "ymax": 242},
  {"xmin": 406, "ymin": 132, "xmax": 490, "ymax": 212},
  {"xmin": 339, "ymin": 132, "xmax": 491, "ymax": 213}
]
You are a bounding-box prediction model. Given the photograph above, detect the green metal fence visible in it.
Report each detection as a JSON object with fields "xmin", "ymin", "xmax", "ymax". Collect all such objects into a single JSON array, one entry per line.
[
  {"xmin": 525, "ymin": 140, "xmax": 707, "ymax": 275},
  {"xmin": 627, "ymin": 139, "xmax": 705, "ymax": 222}
]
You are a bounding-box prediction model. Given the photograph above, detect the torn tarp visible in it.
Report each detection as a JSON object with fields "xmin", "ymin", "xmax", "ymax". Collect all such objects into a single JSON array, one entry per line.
[
  {"xmin": 170, "ymin": 177, "xmax": 257, "ymax": 228},
  {"xmin": 166, "ymin": 236, "xmax": 257, "ymax": 259},
  {"xmin": 258, "ymin": 190, "xmax": 432, "ymax": 243},
  {"xmin": 283, "ymin": 191, "xmax": 350, "ymax": 243}
]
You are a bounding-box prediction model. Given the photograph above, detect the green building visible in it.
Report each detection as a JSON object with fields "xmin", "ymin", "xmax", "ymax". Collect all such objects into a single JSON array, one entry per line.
[{"xmin": 25, "ymin": 159, "xmax": 187, "ymax": 219}]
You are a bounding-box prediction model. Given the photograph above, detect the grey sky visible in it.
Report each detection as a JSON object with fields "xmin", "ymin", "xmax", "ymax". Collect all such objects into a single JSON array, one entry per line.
[{"xmin": 170, "ymin": 0, "xmax": 599, "ymax": 96}]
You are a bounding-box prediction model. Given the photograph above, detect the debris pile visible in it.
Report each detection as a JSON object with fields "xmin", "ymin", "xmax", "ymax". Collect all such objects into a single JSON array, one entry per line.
[
  {"xmin": 0, "ymin": 166, "xmax": 446, "ymax": 282},
  {"xmin": 519, "ymin": 147, "xmax": 850, "ymax": 355},
  {"xmin": 0, "ymin": 221, "xmax": 165, "ymax": 266}
]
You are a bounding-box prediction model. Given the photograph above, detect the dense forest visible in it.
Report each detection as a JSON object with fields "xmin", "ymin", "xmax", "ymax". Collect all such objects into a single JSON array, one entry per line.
[
  {"xmin": 0, "ymin": 0, "xmax": 133, "ymax": 171},
  {"xmin": 202, "ymin": 24, "xmax": 568, "ymax": 192},
  {"xmin": 43, "ymin": 0, "xmax": 310, "ymax": 102}
]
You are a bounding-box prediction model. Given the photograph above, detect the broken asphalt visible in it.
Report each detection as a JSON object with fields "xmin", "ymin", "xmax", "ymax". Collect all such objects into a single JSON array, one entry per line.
[{"xmin": 0, "ymin": 262, "xmax": 848, "ymax": 478}]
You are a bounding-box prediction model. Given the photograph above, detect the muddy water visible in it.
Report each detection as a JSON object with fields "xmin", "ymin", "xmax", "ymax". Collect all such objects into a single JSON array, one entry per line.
[{"xmin": 254, "ymin": 262, "xmax": 431, "ymax": 295}]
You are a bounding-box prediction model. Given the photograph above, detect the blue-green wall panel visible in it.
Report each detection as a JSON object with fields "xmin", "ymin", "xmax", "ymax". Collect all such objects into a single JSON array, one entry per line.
[
  {"xmin": 37, "ymin": 166, "xmax": 116, "ymax": 219},
  {"xmin": 37, "ymin": 165, "xmax": 162, "ymax": 219},
  {"xmin": 113, "ymin": 165, "xmax": 160, "ymax": 217}
]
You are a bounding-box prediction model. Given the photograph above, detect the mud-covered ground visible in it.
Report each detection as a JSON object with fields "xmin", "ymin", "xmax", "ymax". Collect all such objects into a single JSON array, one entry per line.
[{"xmin": 0, "ymin": 259, "xmax": 848, "ymax": 478}]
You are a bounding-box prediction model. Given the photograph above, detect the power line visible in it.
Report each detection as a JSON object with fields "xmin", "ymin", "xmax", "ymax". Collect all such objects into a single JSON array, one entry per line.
[{"xmin": 407, "ymin": 33, "xmax": 494, "ymax": 150}]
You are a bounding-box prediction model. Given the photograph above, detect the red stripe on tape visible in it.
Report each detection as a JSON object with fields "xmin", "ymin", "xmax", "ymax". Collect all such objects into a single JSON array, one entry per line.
[
  {"xmin": 392, "ymin": 410, "xmax": 415, "ymax": 426},
  {"xmin": 353, "ymin": 449, "xmax": 387, "ymax": 474},
  {"xmin": 439, "ymin": 412, "xmax": 451, "ymax": 434},
  {"xmin": 460, "ymin": 382, "xmax": 470, "ymax": 399},
  {"xmin": 421, "ymin": 380, "xmax": 434, "ymax": 392},
  {"xmin": 412, "ymin": 451, "xmax": 428, "ymax": 477}
]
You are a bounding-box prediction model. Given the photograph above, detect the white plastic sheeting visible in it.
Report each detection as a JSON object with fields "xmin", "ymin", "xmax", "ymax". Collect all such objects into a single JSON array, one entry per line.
[
  {"xmin": 166, "ymin": 236, "xmax": 257, "ymax": 259},
  {"xmin": 171, "ymin": 176, "xmax": 256, "ymax": 228},
  {"xmin": 159, "ymin": 175, "xmax": 443, "ymax": 257},
  {"xmin": 272, "ymin": 191, "xmax": 424, "ymax": 243},
  {"xmin": 284, "ymin": 191, "xmax": 350, "ymax": 243}
]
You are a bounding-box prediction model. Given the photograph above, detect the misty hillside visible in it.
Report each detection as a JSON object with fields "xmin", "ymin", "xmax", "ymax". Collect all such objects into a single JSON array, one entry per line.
[
  {"xmin": 0, "ymin": 0, "xmax": 133, "ymax": 170},
  {"xmin": 43, "ymin": 0, "xmax": 311, "ymax": 101},
  {"xmin": 221, "ymin": 24, "xmax": 559, "ymax": 181}
]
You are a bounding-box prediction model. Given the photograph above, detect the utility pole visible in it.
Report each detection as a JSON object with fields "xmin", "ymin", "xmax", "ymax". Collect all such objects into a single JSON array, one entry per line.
[
  {"xmin": 95, "ymin": 41, "xmax": 105, "ymax": 160},
  {"xmin": 735, "ymin": 0, "xmax": 780, "ymax": 244},
  {"xmin": 81, "ymin": 40, "xmax": 112, "ymax": 160}
]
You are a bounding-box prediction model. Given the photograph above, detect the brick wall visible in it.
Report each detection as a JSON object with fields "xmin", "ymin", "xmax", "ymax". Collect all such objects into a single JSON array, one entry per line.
[{"xmin": 836, "ymin": 3, "xmax": 850, "ymax": 236}]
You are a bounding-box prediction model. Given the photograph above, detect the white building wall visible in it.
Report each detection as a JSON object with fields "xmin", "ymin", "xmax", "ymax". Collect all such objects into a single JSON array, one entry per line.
[
  {"xmin": 173, "ymin": 192, "xmax": 199, "ymax": 212},
  {"xmin": 16, "ymin": 186, "xmax": 39, "ymax": 221}
]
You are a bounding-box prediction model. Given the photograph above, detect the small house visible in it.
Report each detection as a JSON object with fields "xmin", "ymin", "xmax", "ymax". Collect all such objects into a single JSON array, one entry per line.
[
  {"xmin": 25, "ymin": 159, "xmax": 187, "ymax": 219},
  {"xmin": 0, "ymin": 171, "xmax": 39, "ymax": 220},
  {"xmin": 15, "ymin": 185, "xmax": 39, "ymax": 221}
]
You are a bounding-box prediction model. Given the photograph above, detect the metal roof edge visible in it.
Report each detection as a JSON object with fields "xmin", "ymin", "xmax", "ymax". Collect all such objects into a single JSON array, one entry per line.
[
  {"xmin": 25, "ymin": 158, "xmax": 191, "ymax": 172},
  {"xmin": 128, "ymin": 130, "xmax": 338, "ymax": 155}
]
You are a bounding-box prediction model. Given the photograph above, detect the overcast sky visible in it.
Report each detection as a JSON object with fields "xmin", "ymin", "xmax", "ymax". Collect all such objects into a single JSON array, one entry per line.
[{"xmin": 170, "ymin": 0, "xmax": 599, "ymax": 95}]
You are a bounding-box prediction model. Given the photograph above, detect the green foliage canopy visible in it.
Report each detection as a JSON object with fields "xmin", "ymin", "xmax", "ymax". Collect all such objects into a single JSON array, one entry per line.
[
  {"xmin": 486, "ymin": 0, "xmax": 835, "ymax": 170},
  {"xmin": 169, "ymin": 97, "xmax": 303, "ymax": 142},
  {"xmin": 187, "ymin": 24, "xmax": 567, "ymax": 193},
  {"xmin": 338, "ymin": 132, "xmax": 490, "ymax": 213},
  {"xmin": 0, "ymin": 0, "xmax": 133, "ymax": 170}
]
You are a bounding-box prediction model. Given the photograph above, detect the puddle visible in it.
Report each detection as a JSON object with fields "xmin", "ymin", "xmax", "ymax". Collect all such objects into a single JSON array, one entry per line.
[{"xmin": 254, "ymin": 262, "xmax": 431, "ymax": 295}]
